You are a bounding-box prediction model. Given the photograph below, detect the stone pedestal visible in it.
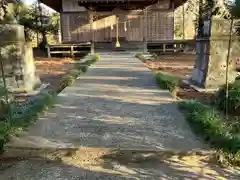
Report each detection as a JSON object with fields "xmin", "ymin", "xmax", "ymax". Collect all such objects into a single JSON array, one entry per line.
[
  {"xmin": 191, "ymin": 17, "xmax": 240, "ymax": 89},
  {"xmin": 88, "ymin": 10, "xmax": 94, "ymax": 54},
  {"xmin": 0, "ymin": 24, "xmax": 40, "ymax": 92}
]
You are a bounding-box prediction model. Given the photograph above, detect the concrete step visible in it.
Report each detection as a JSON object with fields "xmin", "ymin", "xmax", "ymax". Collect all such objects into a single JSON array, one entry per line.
[
  {"xmin": 0, "ymin": 147, "xmax": 237, "ymax": 180},
  {"xmin": 1, "ymin": 146, "xmax": 215, "ymax": 162},
  {"xmin": 95, "ymin": 42, "xmax": 143, "ymax": 50}
]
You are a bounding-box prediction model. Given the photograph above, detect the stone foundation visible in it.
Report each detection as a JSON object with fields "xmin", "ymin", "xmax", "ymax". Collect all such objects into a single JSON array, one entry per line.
[{"xmin": 0, "ymin": 24, "xmax": 40, "ymax": 92}]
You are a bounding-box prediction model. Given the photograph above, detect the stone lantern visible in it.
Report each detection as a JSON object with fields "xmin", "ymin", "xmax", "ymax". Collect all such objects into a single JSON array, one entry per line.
[
  {"xmin": 0, "ymin": 24, "xmax": 40, "ymax": 92},
  {"xmin": 190, "ymin": 1, "xmax": 240, "ymax": 89}
]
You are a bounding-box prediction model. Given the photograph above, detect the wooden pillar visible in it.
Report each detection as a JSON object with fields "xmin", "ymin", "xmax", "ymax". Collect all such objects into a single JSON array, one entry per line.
[
  {"xmin": 47, "ymin": 46, "xmax": 51, "ymax": 58},
  {"xmin": 58, "ymin": 17, "xmax": 62, "ymax": 44},
  {"xmin": 89, "ymin": 10, "xmax": 94, "ymax": 54},
  {"xmin": 66, "ymin": 15, "xmax": 71, "ymax": 42},
  {"xmin": 116, "ymin": 16, "xmax": 120, "ymax": 48},
  {"xmin": 143, "ymin": 8, "xmax": 148, "ymax": 53}
]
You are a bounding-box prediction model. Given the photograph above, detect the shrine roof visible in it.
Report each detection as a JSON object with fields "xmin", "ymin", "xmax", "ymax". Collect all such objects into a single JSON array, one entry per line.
[{"xmin": 40, "ymin": 0, "xmax": 185, "ymax": 12}]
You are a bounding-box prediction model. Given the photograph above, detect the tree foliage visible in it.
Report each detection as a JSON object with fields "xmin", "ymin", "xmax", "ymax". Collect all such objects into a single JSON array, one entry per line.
[
  {"xmin": 185, "ymin": 0, "xmax": 240, "ymax": 19},
  {"xmin": 231, "ymin": 0, "xmax": 240, "ymax": 18},
  {"xmin": 0, "ymin": 0, "xmax": 7, "ymax": 22},
  {"xmin": 3, "ymin": 1, "xmax": 59, "ymax": 42}
]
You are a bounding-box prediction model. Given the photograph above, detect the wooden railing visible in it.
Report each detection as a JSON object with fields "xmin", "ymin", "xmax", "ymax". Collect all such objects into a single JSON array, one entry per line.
[
  {"xmin": 147, "ymin": 39, "xmax": 196, "ymax": 54},
  {"xmin": 47, "ymin": 43, "xmax": 91, "ymax": 58}
]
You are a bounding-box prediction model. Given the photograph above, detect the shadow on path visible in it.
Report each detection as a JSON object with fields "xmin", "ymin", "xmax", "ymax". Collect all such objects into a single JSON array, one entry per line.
[
  {"xmin": 1, "ymin": 147, "xmax": 239, "ymax": 180},
  {"xmin": 3, "ymin": 52, "xmax": 238, "ymax": 179}
]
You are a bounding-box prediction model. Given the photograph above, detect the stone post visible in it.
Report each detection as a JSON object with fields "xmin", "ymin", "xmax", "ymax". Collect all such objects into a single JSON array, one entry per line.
[
  {"xmin": 143, "ymin": 8, "xmax": 148, "ymax": 53},
  {"xmin": 0, "ymin": 24, "xmax": 40, "ymax": 92},
  {"xmin": 115, "ymin": 16, "xmax": 120, "ymax": 48},
  {"xmin": 191, "ymin": 17, "xmax": 240, "ymax": 89},
  {"xmin": 89, "ymin": 10, "xmax": 94, "ymax": 54}
]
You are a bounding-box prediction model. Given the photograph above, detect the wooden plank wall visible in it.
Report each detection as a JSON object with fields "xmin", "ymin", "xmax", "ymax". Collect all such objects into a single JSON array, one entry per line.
[
  {"xmin": 60, "ymin": 1, "xmax": 174, "ymax": 43},
  {"xmin": 61, "ymin": 13, "xmax": 90, "ymax": 43},
  {"xmin": 147, "ymin": 10, "xmax": 174, "ymax": 41}
]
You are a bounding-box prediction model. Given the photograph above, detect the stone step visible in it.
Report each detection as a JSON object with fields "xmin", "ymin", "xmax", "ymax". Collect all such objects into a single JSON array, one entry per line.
[
  {"xmin": 0, "ymin": 147, "xmax": 236, "ymax": 180},
  {"xmin": 1, "ymin": 146, "xmax": 215, "ymax": 162},
  {"xmin": 95, "ymin": 42, "xmax": 143, "ymax": 50}
]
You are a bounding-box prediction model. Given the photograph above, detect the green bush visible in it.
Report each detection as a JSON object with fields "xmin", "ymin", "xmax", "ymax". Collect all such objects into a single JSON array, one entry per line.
[
  {"xmin": 155, "ymin": 72, "xmax": 180, "ymax": 92},
  {"xmin": 68, "ymin": 69, "xmax": 81, "ymax": 78},
  {"xmin": 95, "ymin": 53, "xmax": 100, "ymax": 61},
  {"xmin": 75, "ymin": 64, "xmax": 88, "ymax": 73},
  {"xmin": 59, "ymin": 75, "xmax": 75, "ymax": 91},
  {"xmin": 135, "ymin": 53, "xmax": 147, "ymax": 62},
  {"xmin": 229, "ymin": 119, "xmax": 240, "ymax": 134},
  {"xmin": 135, "ymin": 52, "xmax": 157, "ymax": 62},
  {"xmin": 59, "ymin": 53, "xmax": 100, "ymax": 92},
  {"xmin": 0, "ymin": 85, "xmax": 13, "ymax": 121},
  {"xmin": 135, "ymin": 53, "xmax": 142, "ymax": 59},
  {"xmin": 179, "ymin": 100, "xmax": 240, "ymax": 165},
  {"xmin": 214, "ymin": 80, "xmax": 240, "ymax": 114},
  {"xmin": 0, "ymin": 88, "xmax": 57, "ymax": 149},
  {"xmin": 0, "ymin": 122, "xmax": 9, "ymax": 149}
]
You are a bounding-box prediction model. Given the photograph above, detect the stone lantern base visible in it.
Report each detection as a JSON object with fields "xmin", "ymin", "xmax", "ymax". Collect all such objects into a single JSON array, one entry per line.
[
  {"xmin": 0, "ymin": 24, "xmax": 40, "ymax": 92},
  {"xmin": 191, "ymin": 17, "xmax": 240, "ymax": 89}
]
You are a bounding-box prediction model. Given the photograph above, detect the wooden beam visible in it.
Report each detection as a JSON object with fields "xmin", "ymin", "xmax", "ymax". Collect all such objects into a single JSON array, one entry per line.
[{"xmin": 78, "ymin": 0, "xmax": 159, "ymax": 11}]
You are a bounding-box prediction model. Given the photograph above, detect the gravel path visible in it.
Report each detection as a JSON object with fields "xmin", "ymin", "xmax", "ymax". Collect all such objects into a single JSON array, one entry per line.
[
  {"xmin": 7, "ymin": 52, "xmax": 206, "ymax": 151},
  {"xmin": 2, "ymin": 52, "xmax": 239, "ymax": 179}
]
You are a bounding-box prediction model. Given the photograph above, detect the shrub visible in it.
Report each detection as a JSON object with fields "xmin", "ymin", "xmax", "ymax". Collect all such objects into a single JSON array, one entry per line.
[
  {"xmin": 75, "ymin": 64, "xmax": 88, "ymax": 73},
  {"xmin": 179, "ymin": 100, "xmax": 240, "ymax": 165},
  {"xmin": 135, "ymin": 53, "xmax": 142, "ymax": 59},
  {"xmin": 215, "ymin": 80, "xmax": 240, "ymax": 114},
  {"xmin": 95, "ymin": 53, "xmax": 100, "ymax": 61},
  {"xmin": 0, "ymin": 85, "xmax": 13, "ymax": 121},
  {"xmin": 0, "ymin": 122, "xmax": 9, "ymax": 149},
  {"xmin": 135, "ymin": 53, "xmax": 148, "ymax": 62},
  {"xmin": 59, "ymin": 75, "xmax": 75, "ymax": 90},
  {"xmin": 229, "ymin": 119, "xmax": 240, "ymax": 134},
  {"xmin": 68, "ymin": 69, "xmax": 81, "ymax": 78},
  {"xmin": 59, "ymin": 54, "xmax": 99, "ymax": 92},
  {"xmin": 0, "ymin": 87, "xmax": 57, "ymax": 149},
  {"xmin": 135, "ymin": 52, "xmax": 157, "ymax": 62},
  {"xmin": 155, "ymin": 72, "xmax": 181, "ymax": 92}
]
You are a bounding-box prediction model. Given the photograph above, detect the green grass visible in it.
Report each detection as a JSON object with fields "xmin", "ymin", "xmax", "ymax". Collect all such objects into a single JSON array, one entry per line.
[
  {"xmin": 135, "ymin": 53, "xmax": 143, "ymax": 60},
  {"xmin": 214, "ymin": 79, "xmax": 240, "ymax": 115},
  {"xmin": 58, "ymin": 53, "xmax": 100, "ymax": 93},
  {"xmin": 135, "ymin": 53, "xmax": 180, "ymax": 93},
  {"xmin": 0, "ymin": 88, "xmax": 57, "ymax": 149},
  {"xmin": 135, "ymin": 52, "xmax": 157, "ymax": 62},
  {"xmin": 0, "ymin": 53, "xmax": 100, "ymax": 149},
  {"xmin": 179, "ymin": 100, "xmax": 240, "ymax": 166},
  {"xmin": 155, "ymin": 72, "xmax": 181, "ymax": 92}
]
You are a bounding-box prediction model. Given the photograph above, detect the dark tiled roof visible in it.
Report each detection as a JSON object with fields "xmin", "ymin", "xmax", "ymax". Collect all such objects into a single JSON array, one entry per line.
[{"xmin": 40, "ymin": 0, "xmax": 185, "ymax": 12}]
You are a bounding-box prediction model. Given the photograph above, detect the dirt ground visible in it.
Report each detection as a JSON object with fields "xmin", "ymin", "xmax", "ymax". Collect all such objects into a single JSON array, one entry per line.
[
  {"xmin": 13, "ymin": 57, "xmax": 74, "ymax": 104},
  {"xmin": 144, "ymin": 54, "xmax": 215, "ymax": 104},
  {"xmin": 35, "ymin": 57, "xmax": 74, "ymax": 87}
]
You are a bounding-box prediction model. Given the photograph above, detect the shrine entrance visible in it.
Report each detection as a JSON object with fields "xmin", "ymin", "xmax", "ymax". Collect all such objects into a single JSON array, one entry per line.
[
  {"xmin": 57, "ymin": 0, "xmax": 177, "ymax": 52},
  {"xmin": 78, "ymin": 0, "xmax": 159, "ymax": 52}
]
